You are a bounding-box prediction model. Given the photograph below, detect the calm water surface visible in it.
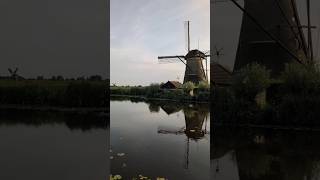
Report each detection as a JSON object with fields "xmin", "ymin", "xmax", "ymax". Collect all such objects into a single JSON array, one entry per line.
[
  {"xmin": 0, "ymin": 110, "xmax": 108, "ymax": 180},
  {"xmin": 110, "ymin": 99, "xmax": 210, "ymax": 180},
  {"xmin": 212, "ymin": 127, "xmax": 320, "ymax": 180}
]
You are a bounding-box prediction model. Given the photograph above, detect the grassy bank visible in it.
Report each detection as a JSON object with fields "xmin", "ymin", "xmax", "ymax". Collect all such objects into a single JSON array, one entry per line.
[
  {"xmin": 0, "ymin": 80, "xmax": 108, "ymax": 108},
  {"xmin": 110, "ymin": 82, "xmax": 210, "ymax": 102},
  {"xmin": 213, "ymin": 62, "xmax": 320, "ymax": 127}
]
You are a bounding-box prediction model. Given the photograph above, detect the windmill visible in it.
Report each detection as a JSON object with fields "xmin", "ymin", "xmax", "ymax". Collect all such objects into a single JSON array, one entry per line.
[
  {"xmin": 158, "ymin": 21, "xmax": 210, "ymax": 84},
  {"xmin": 8, "ymin": 68, "xmax": 19, "ymax": 80},
  {"xmin": 229, "ymin": 0, "xmax": 316, "ymax": 76},
  {"xmin": 213, "ymin": 46, "xmax": 224, "ymax": 63}
]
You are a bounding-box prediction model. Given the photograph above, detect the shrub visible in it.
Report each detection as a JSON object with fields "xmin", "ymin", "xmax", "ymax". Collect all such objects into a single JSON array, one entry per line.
[
  {"xmin": 232, "ymin": 63, "xmax": 271, "ymax": 100},
  {"xmin": 183, "ymin": 81, "xmax": 195, "ymax": 94},
  {"xmin": 280, "ymin": 62, "xmax": 320, "ymax": 95},
  {"xmin": 197, "ymin": 81, "xmax": 210, "ymax": 91}
]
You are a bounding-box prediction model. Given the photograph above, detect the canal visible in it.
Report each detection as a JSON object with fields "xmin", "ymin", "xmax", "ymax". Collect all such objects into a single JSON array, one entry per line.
[
  {"xmin": 110, "ymin": 98, "xmax": 210, "ymax": 180},
  {"xmin": 0, "ymin": 110, "xmax": 108, "ymax": 180},
  {"xmin": 211, "ymin": 126, "xmax": 320, "ymax": 180}
]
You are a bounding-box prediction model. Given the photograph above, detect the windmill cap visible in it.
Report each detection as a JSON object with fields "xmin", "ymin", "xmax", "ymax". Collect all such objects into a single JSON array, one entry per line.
[{"xmin": 186, "ymin": 49, "xmax": 206, "ymax": 59}]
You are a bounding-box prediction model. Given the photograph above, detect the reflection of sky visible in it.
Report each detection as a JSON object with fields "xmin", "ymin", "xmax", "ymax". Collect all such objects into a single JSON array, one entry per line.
[
  {"xmin": 111, "ymin": 0, "xmax": 210, "ymax": 86},
  {"xmin": 213, "ymin": 0, "xmax": 320, "ymax": 70},
  {"xmin": 110, "ymin": 100, "xmax": 210, "ymax": 179}
]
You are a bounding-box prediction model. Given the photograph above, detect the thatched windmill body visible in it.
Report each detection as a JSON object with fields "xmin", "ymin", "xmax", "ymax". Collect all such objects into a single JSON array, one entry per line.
[{"xmin": 158, "ymin": 21, "xmax": 210, "ymax": 84}]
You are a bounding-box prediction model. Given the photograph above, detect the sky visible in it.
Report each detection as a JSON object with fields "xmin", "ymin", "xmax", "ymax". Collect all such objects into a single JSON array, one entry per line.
[
  {"xmin": 0, "ymin": 0, "xmax": 108, "ymax": 79},
  {"xmin": 110, "ymin": 0, "xmax": 210, "ymax": 86},
  {"xmin": 212, "ymin": 0, "xmax": 320, "ymax": 70}
]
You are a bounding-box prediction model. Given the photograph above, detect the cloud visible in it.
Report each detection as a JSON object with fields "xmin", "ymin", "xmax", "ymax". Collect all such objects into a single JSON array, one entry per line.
[{"xmin": 111, "ymin": 0, "xmax": 210, "ymax": 85}]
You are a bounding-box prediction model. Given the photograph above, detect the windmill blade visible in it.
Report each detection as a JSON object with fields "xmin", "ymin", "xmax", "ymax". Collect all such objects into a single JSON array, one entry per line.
[
  {"xmin": 158, "ymin": 55, "xmax": 185, "ymax": 59},
  {"xmin": 159, "ymin": 57, "xmax": 184, "ymax": 64},
  {"xmin": 14, "ymin": 68, "xmax": 18, "ymax": 74},
  {"xmin": 158, "ymin": 55, "xmax": 185, "ymax": 64},
  {"xmin": 213, "ymin": 0, "xmax": 240, "ymax": 3},
  {"xmin": 8, "ymin": 68, "xmax": 13, "ymax": 74},
  {"xmin": 203, "ymin": 50, "xmax": 211, "ymax": 55},
  {"xmin": 158, "ymin": 55, "xmax": 194, "ymax": 73},
  {"xmin": 184, "ymin": 21, "xmax": 190, "ymax": 52}
]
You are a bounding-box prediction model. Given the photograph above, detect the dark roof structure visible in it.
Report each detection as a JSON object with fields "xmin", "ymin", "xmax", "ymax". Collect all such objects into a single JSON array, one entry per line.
[
  {"xmin": 160, "ymin": 81, "xmax": 183, "ymax": 89},
  {"xmin": 185, "ymin": 49, "xmax": 206, "ymax": 59},
  {"xmin": 211, "ymin": 62, "xmax": 232, "ymax": 86}
]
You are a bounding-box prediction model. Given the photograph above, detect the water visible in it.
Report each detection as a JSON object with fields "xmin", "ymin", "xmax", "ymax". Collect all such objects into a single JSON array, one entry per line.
[
  {"xmin": 0, "ymin": 110, "xmax": 108, "ymax": 180},
  {"xmin": 110, "ymin": 98, "xmax": 210, "ymax": 180},
  {"xmin": 211, "ymin": 127, "xmax": 320, "ymax": 180}
]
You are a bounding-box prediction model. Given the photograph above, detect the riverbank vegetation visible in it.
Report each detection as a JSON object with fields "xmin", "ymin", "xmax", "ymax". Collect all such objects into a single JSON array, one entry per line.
[
  {"xmin": 110, "ymin": 81, "xmax": 210, "ymax": 102},
  {"xmin": 213, "ymin": 62, "xmax": 320, "ymax": 127},
  {"xmin": 0, "ymin": 79, "xmax": 108, "ymax": 108}
]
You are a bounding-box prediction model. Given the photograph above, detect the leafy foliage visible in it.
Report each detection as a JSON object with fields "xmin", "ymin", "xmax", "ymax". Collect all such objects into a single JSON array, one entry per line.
[
  {"xmin": 232, "ymin": 62, "xmax": 271, "ymax": 99},
  {"xmin": 182, "ymin": 81, "xmax": 195, "ymax": 94}
]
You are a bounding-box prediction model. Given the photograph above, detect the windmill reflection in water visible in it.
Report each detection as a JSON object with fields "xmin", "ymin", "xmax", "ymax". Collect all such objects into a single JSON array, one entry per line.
[{"xmin": 157, "ymin": 104, "xmax": 210, "ymax": 169}]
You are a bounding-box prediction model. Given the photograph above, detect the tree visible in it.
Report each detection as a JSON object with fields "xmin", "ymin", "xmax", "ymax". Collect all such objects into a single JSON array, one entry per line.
[
  {"xmin": 37, "ymin": 76, "xmax": 44, "ymax": 80},
  {"xmin": 56, "ymin": 75, "xmax": 64, "ymax": 81},
  {"xmin": 232, "ymin": 62, "xmax": 271, "ymax": 99},
  {"xmin": 198, "ymin": 81, "xmax": 210, "ymax": 91},
  {"xmin": 183, "ymin": 81, "xmax": 195, "ymax": 94},
  {"xmin": 89, "ymin": 75, "xmax": 102, "ymax": 81}
]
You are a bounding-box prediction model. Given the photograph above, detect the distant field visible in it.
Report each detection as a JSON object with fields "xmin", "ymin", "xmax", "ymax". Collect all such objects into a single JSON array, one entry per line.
[{"xmin": 0, "ymin": 80, "xmax": 108, "ymax": 108}]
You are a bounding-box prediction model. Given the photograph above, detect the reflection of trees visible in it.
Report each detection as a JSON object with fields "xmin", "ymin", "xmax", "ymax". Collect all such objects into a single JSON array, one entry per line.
[
  {"xmin": 212, "ymin": 127, "xmax": 320, "ymax": 180},
  {"xmin": 148, "ymin": 103, "xmax": 160, "ymax": 113},
  {"xmin": 0, "ymin": 109, "xmax": 108, "ymax": 131}
]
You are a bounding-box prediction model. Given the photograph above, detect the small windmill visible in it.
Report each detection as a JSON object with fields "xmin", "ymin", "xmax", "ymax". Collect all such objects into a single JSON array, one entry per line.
[
  {"xmin": 8, "ymin": 68, "xmax": 19, "ymax": 80},
  {"xmin": 213, "ymin": 46, "xmax": 224, "ymax": 63},
  {"xmin": 158, "ymin": 21, "xmax": 210, "ymax": 84}
]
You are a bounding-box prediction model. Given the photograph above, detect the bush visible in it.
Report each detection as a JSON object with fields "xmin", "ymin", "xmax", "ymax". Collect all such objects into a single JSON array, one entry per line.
[
  {"xmin": 280, "ymin": 62, "xmax": 320, "ymax": 95},
  {"xmin": 183, "ymin": 81, "xmax": 195, "ymax": 94},
  {"xmin": 232, "ymin": 63, "xmax": 271, "ymax": 100},
  {"xmin": 197, "ymin": 81, "xmax": 210, "ymax": 91}
]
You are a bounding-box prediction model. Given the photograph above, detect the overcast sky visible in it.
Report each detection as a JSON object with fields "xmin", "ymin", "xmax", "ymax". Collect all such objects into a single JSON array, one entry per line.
[
  {"xmin": 111, "ymin": 0, "xmax": 210, "ymax": 86},
  {"xmin": 212, "ymin": 0, "xmax": 320, "ymax": 70},
  {"xmin": 0, "ymin": 0, "xmax": 108, "ymax": 79}
]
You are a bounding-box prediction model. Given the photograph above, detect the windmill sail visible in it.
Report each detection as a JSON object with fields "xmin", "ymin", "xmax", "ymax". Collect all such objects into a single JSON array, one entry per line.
[
  {"xmin": 158, "ymin": 21, "xmax": 210, "ymax": 84},
  {"xmin": 185, "ymin": 21, "xmax": 191, "ymax": 52}
]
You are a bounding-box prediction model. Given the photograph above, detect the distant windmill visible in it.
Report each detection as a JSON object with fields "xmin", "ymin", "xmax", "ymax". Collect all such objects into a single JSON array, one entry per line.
[
  {"xmin": 158, "ymin": 21, "xmax": 210, "ymax": 84},
  {"xmin": 213, "ymin": 46, "xmax": 224, "ymax": 63},
  {"xmin": 8, "ymin": 68, "xmax": 19, "ymax": 80}
]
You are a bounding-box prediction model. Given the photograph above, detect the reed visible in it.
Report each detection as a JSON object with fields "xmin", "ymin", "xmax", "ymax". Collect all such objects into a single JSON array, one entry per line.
[{"xmin": 0, "ymin": 80, "xmax": 108, "ymax": 107}]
